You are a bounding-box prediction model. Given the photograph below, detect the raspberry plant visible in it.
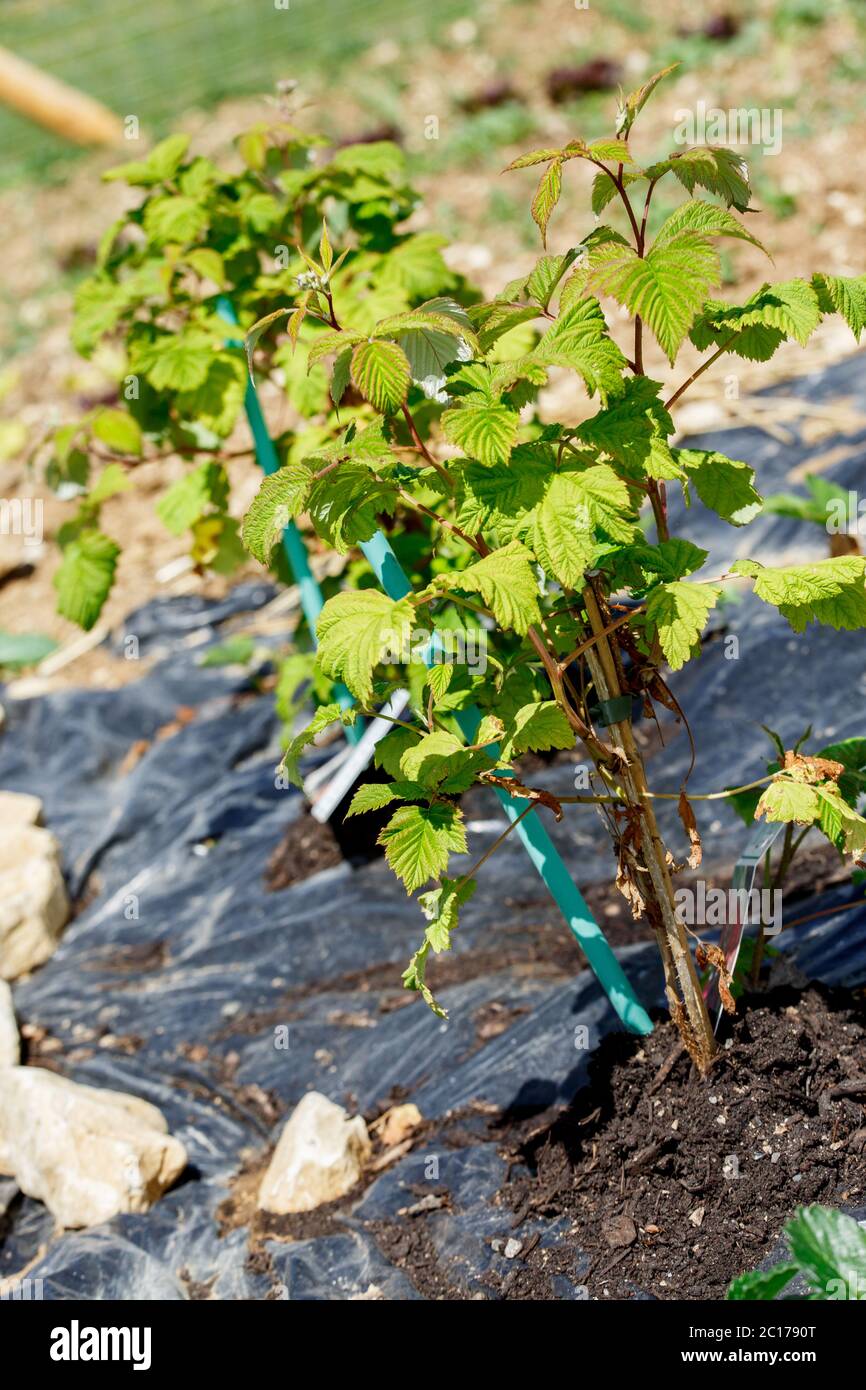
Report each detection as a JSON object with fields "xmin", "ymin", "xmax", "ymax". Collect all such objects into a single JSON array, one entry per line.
[
  {"xmin": 48, "ymin": 72, "xmax": 866, "ymax": 1073},
  {"xmin": 243, "ymin": 66, "xmax": 866, "ymax": 1072}
]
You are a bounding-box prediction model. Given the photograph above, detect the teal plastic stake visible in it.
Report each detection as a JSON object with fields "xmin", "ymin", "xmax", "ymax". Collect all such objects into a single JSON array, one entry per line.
[
  {"xmin": 360, "ymin": 530, "xmax": 653, "ymax": 1036},
  {"xmin": 217, "ymin": 298, "xmax": 360, "ymax": 741}
]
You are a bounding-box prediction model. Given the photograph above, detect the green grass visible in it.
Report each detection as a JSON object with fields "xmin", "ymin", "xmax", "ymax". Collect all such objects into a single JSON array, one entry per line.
[{"xmin": 0, "ymin": 0, "xmax": 472, "ymax": 184}]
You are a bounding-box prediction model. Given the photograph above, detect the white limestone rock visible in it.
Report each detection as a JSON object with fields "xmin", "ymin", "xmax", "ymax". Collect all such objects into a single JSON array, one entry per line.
[
  {"xmin": 0, "ymin": 1067, "xmax": 187, "ymax": 1227},
  {"xmin": 258, "ymin": 1091, "xmax": 371, "ymax": 1214}
]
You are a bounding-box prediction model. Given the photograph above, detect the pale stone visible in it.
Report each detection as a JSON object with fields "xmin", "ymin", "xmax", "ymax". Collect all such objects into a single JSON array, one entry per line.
[
  {"xmin": 0, "ymin": 1067, "xmax": 187, "ymax": 1227},
  {"xmin": 0, "ymin": 981, "xmax": 18, "ymax": 1066},
  {"xmin": 0, "ymin": 828, "xmax": 69, "ymax": 981},
  {"xmin": 258, "ymin": 1091, "xmax": 371, "ymax": 1214},
  {"xmin": 0, "ymin": 792, "xmax": 43, "ymax": 827},
  {"xmin": 378, "ymin": 1102, "xmax": 422, "ymax": 1147}
]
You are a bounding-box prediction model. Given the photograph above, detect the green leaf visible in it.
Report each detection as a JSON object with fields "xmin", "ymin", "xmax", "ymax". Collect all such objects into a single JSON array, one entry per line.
[
  {"xmin": 785, "ymin": 1206, "xmax": 866, "ymax": 1296},
  {"xmin": 399, "ymin": 730, "xmax": 465, "ymax": 786},
  {"xmin": 418, "ymin": 876, "xmax": 477, "ymax": 952},
  {"xmin": 91, "ymin": 408, "xmax": 142, "ymax": 457},
  {"xmin": 330, "ymin": 347, "xmax": 353, "ymax": 407},
  {"xmin": 156, "ymin": 461, "xmax": 228, "ymax": 535},
  {"xmin": 0, "ymin": 631, "xmax": 58, "ymax": 670},
  {"xmin": 306, "ymin": 461, "xmax": 398, "ymax": 554},
  {"xmin": 350, "ymin": 339, "xmax": 410, "ymax": 413},
  {"xmin": 756, "ymin": 777, "xmax": 820, "ymax": 827},
  {"xmin": 653, "ymin": 200, "xmax": 769, "ymax": 255},
  {"xmin": 402, "ymin": 941, "xmax": 445, "ymax": 1017},
  {"xmin": 143, "ymin": 194, "xmax": 208, "ymax": 246},
  {"xmin": 531, "ymin": 159, "xmax": 563, "ymax": 247},
  {"xmin": 393, "ymin": 298, "xmax": 474, "ymax": 396},
  {"xmin": 242, "ymin": 464, "xmax": 314, "ymax": 564},
  {"xmin": 526, "ymin": 472, "xmax": 598, "ymax": 588},
  {"xmin": 103, "ymin": 133, "xmax": 190, "ymax": 186},
  {"xmin": 647, "ymin": 146, "xmax": 752, "ymax": 211},
  {"xmin": 317, "ymin": 590, "xmax": 414, "ymax": 703},
  {"xmin": 815, "ymin": 783, "xmax": 866, "ymax": 856},
  {"xmin": 644, "ymin": 581, "xmax": 721, "ymax": 670},
  {"xmin": 183, "ymin": 247, "xmax": 226, "ymax": 286},
  {"xmin": 535, "ymin": 296, "xmax": 627, "ymax": 402},
  {"xmin": 501, "ymin": 701, "xmax": 573, "ymax": 761},
  {"xmin": 726, "ymin": 1264, "xmax": 799, "ymax": 1301},
  {"xmin": 378, "ymin": 803, "xmax": 468, "ymax": 893},
  {"xmin": 616, "ymin": 63, "xmax": 679, "ymax": 138},
  {"xmin": 135, "ymin": 332, "xmax": 214, "ymax": 392},
  {"xmin": 53, "ymin": 530, "xmax": 119, "ymax": 630},
  {"xmin": 86, "ymin": 463, "xmax": 131, "ymax": 507},
  {"xmin": 439, "ymin": 541, "xmax": 541, "ymax": 635},
  {"xmin": 691, "ymin": 280, "xmax": 821, "ymax": 360},
  {"xmin": 732, "ymin": 556, "xmax": 866, "ymax": 633},
  {"xmin": 588, "ymin": 233, "xmax": 720, "ymax": 364},
  {"xmin": 815, "ymin": 738, "xmax": 866, "ymax": 806},
  {"xmin": 676, "ymin": 448, "xmax": 762, "ymax": 526},
  {"xmin": 505, "ymin": 148, "xmax": 564, "ymax": 170},
  {"xmin": 425, "ymin": 663, "xmax": 454, "ymax": 702},
  {"xmin": 812, "ymin": 273, "xmax": 866, "ymax": 341},
  {"xmin": 576, "ymin": 377, "xmax": 677, "ymax": 482},
  {"xmin": 345, "ymin": 780, "xmax": 425, "ymax": 818},
  {"xmin": 200, "ymin": 635, "xmax": 256, "ymax": 668},
  {"xmin": 442, "ymin": 400, "xmax": 519, "ymax": 468},
  {"xmin": 281, "ymin": 702, "xmax": 358, "ymax": 788}
]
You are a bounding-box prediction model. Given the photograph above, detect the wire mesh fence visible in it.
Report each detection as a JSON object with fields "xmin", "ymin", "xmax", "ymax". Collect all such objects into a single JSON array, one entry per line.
[{"xmin": 0, "ymin": 0, "xmax": 467, "ymax": 183}]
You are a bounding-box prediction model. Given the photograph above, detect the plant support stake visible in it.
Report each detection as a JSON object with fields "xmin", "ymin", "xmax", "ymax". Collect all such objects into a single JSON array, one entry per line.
[
  {"xmin": 360, "ymin": 530, "xmax": 653, "ymax": 1037},
  {"xmin": 217, "ymin": 296, "xmax": 361, "ymax": 741}
]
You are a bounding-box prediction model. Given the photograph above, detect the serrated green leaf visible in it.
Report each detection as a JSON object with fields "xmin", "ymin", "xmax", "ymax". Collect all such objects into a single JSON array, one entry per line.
[
  {"xmin": 616, "ymin": 63, "xmax": 679, "ymax": 138},
  {"xmin": 350, "ymin": 338, "xmax": 410, "ymax": 412},
  {"xmin": 654, "ymin": 200, "xmax": 769, "ymax": 255},
  {"xmin": 726, "ymin": 1264, "xmax": 799, "ymax": 1301},
  {"xmin": 280, "ymin": 701, "xmax": 359, "ymax": 788},
  {"xmin": 786, "ymin": 1206, "xmax": 866, "ymax": 1296},
  {"xmin": 676, "ymin": 448, "xmax": 762, "ymax": 526},
  {"xmin": 440, "ymin": 541, "xmax": 541, "ymax": 634},
  {"xmin": 345, "ymin": 780, "xmax": 425, "ymax": 818},
  {"xmin": 526, "ymin": 472, "xmax": 598, "ymax": 588},
  {"xmin": 306, "ymin": 461, "xmax": 398, "ymax": 554},
  {"xmin": 732, "ymin": 556, "xmax": 866, "ymax": 632},
  {"xmin": 378, "ymin": 802, "xmax": 468, "ymax": 893},
  {"xmin": 143, "ymin": 194, "xmax": 208, "ymax": 246},
  {"xmin": 531, "ymin": 159, "xmax": 563, "ymax": 247},
  {"xmin": 53, "ymin": 530, "xmax": 119, "ymax": 630},
  {"xmin": 500, "ymin": 701, "xmax": 573, "ymax": 761},
  {"xmin": 588, "ymin": 233, "xmax": 720, "ymax": 364},
  {"xmin": 755, "ymin": 776, "xmax": 820, "ymax": 827},
  {"xmin": 317, "ymin": 590, "xmax": 414, "ymax": 703},
  {"xmin": 647, "ymin": 146, "xmax": 752, "ymax": 212},
  {"xmin": 812, "ymin": 272, "xmax": 866, "ymax": 341},
  {"xmin": 418, "ymin": 876, "xmax": 477, "ymax": 952},
  {"xmin": 535, "ymin": 295, "xmax": 627, "ymax": 402},
  {"xmin": 242, "ymin": 463, "xmax": 314, "ymax": 563},
  {"xmin": 645, "ymin": 581, "xmax": 721, "ymax": 670},
  {"xmin": 442, "ymin": 400, "xmax": 519, "ymax": 468},
  {"xmin": 399, "ymin": 730, "xmax": 465, "ymax": 785},
  {"xmin": 135, "ymin": 331, "xmax": 214, "ymax": 392},
  {"xmin": 103, "ymin": 133, "xmax": 190, "ymax": 186}
]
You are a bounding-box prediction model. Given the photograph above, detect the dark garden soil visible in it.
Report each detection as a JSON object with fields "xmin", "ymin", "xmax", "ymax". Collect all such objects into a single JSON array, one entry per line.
[
  {"xmin": 217, "ymin": 981, "xmax": 866, "ymax": 1301},
  {"xmin": 264, "ymin": 809, "xmax": 343, "ymax": 890},
  {"xmin": 487, "ymin": 982, "xmax": 866, "ymax": 1300}
]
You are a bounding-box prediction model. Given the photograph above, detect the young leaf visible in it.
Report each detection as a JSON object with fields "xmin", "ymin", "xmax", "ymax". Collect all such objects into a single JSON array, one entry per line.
[
  {"xmin": 378, "ymin": 803, "xmax": 468, "ymax": 893},
  {"xmin": 316, "ymin": 590, "xmax": 414, "ymax": 703},
  {"xmin": 588, "ymin": 233, "xmax": 720, "ymax": 364},
  {"xmin": 91, "ymin": 408, "xmax": 142, "ymax": 457},
  {"xmin": 242, "ymin": 463, "xmax": 314, "ymax": 563},
  {"xmin": 812, "ymin": 272, "xmax": 866, "ymax": 341},
  {"xmin": 350, "ymin": 339, "xmax": 411, "ymax": 413},
  {"xmin": 647, "ymin": 146, "xmax": 752, "ymax": 212},
  {"xmin": 418, "ymin": 876, "xmax": 477, "ymax": 952},
  {"xmin": 526, "ymin": 472, "xmax": 598, "ymax": 588},
  {"xmin": 531, "ymin": 158, "xmax": 563, "ymax": 247},
  {"xmin": 399, "ymin": 730, "xmax": 466, "ymax": 786},
  {"xmin": 156, "ymin": 461, "xmax": 228, "ymax": 536},
  {"xmin": 345, "ymin": 781, "xmax": 424, "ymax": 818},
  {"xmin": 653, "ymin": 200, "xmax": 769, "ymax": 256},
  {"xmin": 616, "ymin": 63, "xmax": 679, "ymax": 139},
  {"xmin": 644, "ymin": 581, "xmax": 721, "ymax": 670}
]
